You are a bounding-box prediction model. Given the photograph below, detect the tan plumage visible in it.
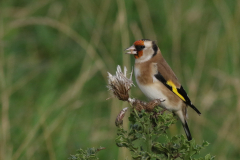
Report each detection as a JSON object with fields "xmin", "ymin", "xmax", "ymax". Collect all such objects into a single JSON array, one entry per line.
[{"xmin": 125, "ymin": 39, "xmax": 201, "ymax": 141}]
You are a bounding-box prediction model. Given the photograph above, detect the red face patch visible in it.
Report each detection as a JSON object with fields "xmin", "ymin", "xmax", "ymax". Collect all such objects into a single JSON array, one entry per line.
[
  {"xmin": 133, "ymin": 40, "xmax": 144, "ymax": 59},
  {"xmin": 134, "ymin": 50, "xmax": 143, "ymax": 59},
  {"xmin": 134, "ymin": 40, "xmax": 144, "ymax": 46}
]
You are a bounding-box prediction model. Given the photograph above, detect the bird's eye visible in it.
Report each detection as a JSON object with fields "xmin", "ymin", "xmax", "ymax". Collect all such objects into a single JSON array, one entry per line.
[{"xmin": 135, "ymin": 45, "xmax": 145, "ymax": 51}]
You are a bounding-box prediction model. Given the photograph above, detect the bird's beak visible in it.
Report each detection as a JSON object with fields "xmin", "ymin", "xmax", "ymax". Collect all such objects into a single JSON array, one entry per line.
[{"xmin": 125, "ymin": 45, "xmax": 137, "ymax": 54}]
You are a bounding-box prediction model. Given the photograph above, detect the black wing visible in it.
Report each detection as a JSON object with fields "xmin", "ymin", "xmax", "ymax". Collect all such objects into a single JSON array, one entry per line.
[{"xmin": 154, "ymin": 72, "xmax": 201, "ymax": 115}]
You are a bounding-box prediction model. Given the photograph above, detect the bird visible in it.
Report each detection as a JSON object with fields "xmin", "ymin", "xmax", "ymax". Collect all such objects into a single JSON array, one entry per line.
[{"xmin": 125, "ymin": 39, "xmax": 201, "ymax": 141}]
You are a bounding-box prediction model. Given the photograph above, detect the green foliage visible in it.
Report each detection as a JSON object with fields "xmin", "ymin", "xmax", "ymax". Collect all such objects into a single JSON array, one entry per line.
[
  {"xmin": 116, "ymin": 108, "xmax": 215, "ymax": 160},
  {"xmin": 68, "ymin": 147, "xmax": 105, "ymax": 160}
]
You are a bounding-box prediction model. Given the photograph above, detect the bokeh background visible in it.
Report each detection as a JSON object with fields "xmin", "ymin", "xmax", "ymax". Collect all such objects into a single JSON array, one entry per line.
[{"xmin": 1, "ymin": 0, "xmax": 240, "ymax": 159}]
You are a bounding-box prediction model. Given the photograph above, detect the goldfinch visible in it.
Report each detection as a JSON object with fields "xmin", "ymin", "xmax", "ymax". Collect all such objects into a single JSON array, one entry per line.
[{"xmin": 125, "ymin": 39, "xmax": 201, "ymax": 141}]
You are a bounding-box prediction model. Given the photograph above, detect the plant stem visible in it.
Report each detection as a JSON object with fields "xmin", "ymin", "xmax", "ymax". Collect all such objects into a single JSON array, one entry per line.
[{"xmin": 146, "ymin": 128, "xmax": 152, "ymax": 154}]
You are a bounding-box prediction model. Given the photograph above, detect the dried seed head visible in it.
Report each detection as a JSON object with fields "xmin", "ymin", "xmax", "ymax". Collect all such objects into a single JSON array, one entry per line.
[
  {"xmin": 107, "ymin": 65, "xmax": 134, "ymax": 101},
  {"xmin": 115, "ymin": 107, "xmax": 128, "ymax": 126}
]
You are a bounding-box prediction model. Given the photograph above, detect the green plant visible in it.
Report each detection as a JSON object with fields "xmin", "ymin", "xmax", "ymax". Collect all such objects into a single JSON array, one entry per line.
[
  {"xmin": 68, "ymin": 147, "xmax": 105, "ymax": 160},
  {"xmin": 109, "ymin": 66, "xmax": 215, "ymax": 160},
  {"xmin": 69, "ymin": 66, "xmax": 215, "ymax": 159},
  {"xmin": 116, "ymin": 108, "xmax": 214, "ymax": 160}
]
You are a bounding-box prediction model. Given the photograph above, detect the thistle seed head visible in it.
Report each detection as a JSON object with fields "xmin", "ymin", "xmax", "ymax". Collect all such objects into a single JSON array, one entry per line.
[{"xmin": 107, "ymin": 65, "xmax": 134, "ymax": 101}]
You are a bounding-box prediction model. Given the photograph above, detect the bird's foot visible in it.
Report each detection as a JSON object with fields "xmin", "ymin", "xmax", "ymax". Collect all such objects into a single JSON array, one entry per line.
[{"xmin": 159, "ymin": 98, "xmax": 166, "ymax": 102}]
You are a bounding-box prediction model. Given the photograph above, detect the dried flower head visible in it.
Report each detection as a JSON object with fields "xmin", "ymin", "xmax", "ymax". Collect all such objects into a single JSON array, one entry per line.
[
  {"xmin": 115, "ymin": 107, "xmax": 128, "ymax": 126},
  {"xmin": 107, "ymin": 65, "xmax": 134, "ymax": 101}
]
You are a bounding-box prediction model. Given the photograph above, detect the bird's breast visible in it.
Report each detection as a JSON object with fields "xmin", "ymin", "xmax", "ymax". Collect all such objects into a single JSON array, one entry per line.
[
  {"xmin": 134, "ymin": 65, "xmax": 165, "ymax": 100},
  {"xmin": 134, "ymin": 64, "xmax": 182, "ymax": 111},
  {"xmin": 134, "ymin": 63, "xmax": 153, "ymax": 85}
]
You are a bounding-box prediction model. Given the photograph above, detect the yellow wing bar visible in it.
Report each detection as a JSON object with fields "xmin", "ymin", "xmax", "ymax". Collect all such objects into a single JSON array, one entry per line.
[{"xmin": 166, "ymin": 80, "xmax": 186, "ymax": 101}]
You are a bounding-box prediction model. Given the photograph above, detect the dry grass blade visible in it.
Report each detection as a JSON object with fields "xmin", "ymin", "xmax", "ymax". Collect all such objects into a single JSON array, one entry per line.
[
  {"xmin": 134, "ymin": 0, "xmax": 157, "ymax": 40},
  {"xmin": 130, "ymin": 22, "xmax": 144, "ymax": 40},
  {"xmin": 0, "ymin": 17, "xmax": 12, "ymax": 160},
  {"xmin": 42, "ymin": 123, "xmax": 56, "ymax": 160},
  {"xmin": 12, "ymin": 58, "xmax": 97, "ymax": 160},
  {"xmin": 116, "ymin": 0, "xmax": 130, "ymax": 69},
  {"xmin": 8, "ymin": 17, "xmax": 107, "ymax": 78}
]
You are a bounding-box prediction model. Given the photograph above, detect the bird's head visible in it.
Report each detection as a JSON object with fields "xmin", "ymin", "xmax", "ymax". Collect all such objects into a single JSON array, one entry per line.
[{"xmin": 125, "ymin": 39, "xmax": 158, "ymax": 62}]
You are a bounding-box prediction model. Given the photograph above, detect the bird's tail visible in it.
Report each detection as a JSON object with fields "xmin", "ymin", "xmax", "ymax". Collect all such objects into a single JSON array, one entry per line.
[
  {"xmin": 175, "ymin": 109, "xmax": 192, "ymax": 141},
  {"xmin": 182, "ymin": 120, "xmax": 192, "ymax": 141},
  {"xmin": 189, "ymin": 103, "xmax": 201, "ymax": 115}
]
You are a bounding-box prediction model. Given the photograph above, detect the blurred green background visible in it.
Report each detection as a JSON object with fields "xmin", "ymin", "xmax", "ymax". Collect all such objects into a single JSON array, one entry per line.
[{"xmin": 1, "ymin": 0, "xmax": 240, "ymax": 159}]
